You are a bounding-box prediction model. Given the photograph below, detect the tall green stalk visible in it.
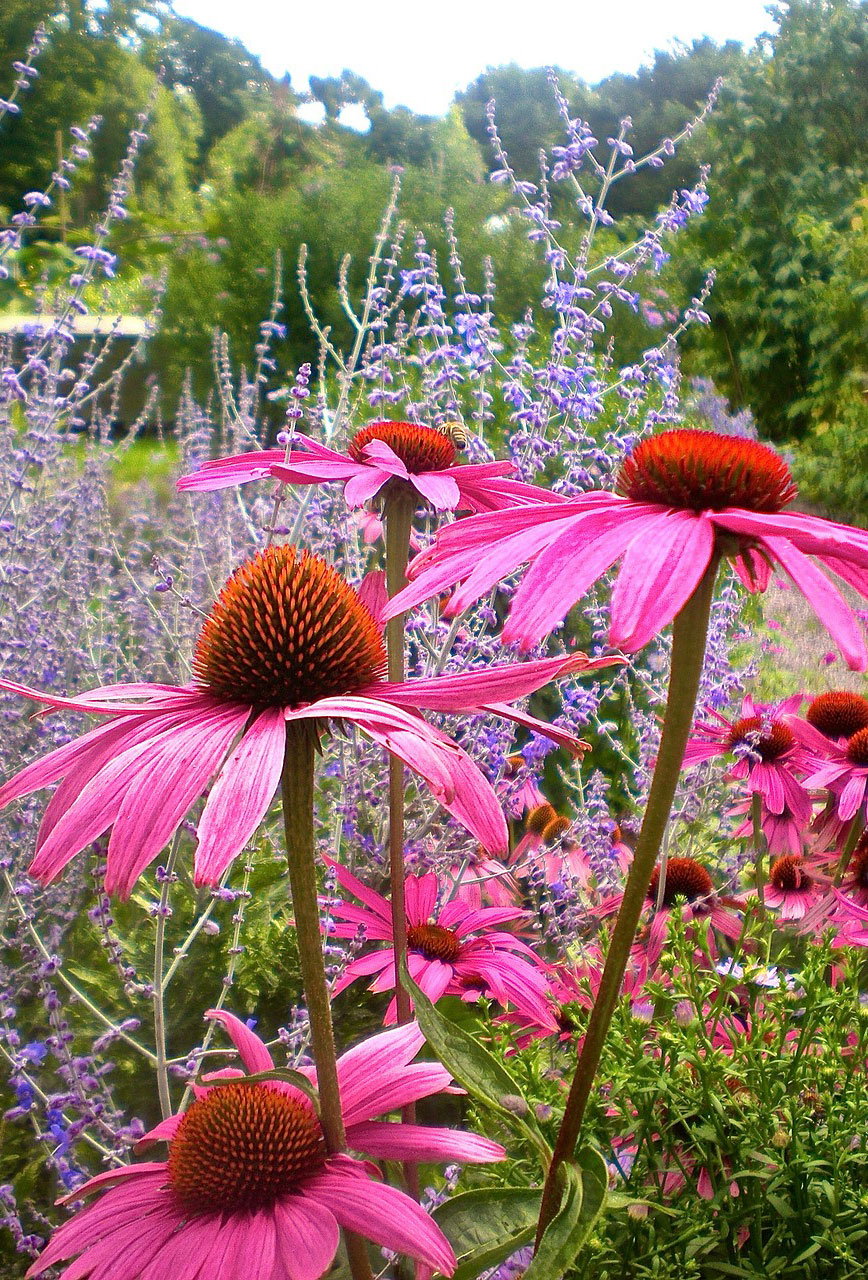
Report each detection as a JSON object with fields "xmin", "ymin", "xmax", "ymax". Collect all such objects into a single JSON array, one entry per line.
[
  {"xmin": 384, "ymin": 489, "xmax": 415, "ymax": 1024},
  {"xmin": 281, "ymin": 722, "xmax": 373, "ymax": 1280},
  {"xmin": 535, "ymin": 557, "xmax": 720, "ymax": 1246}
]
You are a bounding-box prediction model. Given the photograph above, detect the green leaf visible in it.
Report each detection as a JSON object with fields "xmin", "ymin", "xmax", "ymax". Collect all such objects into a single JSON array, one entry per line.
[
  {"xmin": 432, "ymin": 1187, "xmax": 542, "ymax": 1280},
  {"xmin": 399, "ymin": 956, "xmax": 525, "ymax": 1112},
  {"xmin": 200, "ymin": 1067, "xmax": 322, "ymax": 1116},
  {"xmin": 522, "ymin": 1149, "xmax": 608, "ymax": 1280}
]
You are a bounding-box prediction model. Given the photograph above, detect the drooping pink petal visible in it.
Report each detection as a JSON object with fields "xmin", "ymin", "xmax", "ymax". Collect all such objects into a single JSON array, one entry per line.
[
  {"xmin": 411, "ymin": 470, "xmax": 461, "ymax": 509},
  {"xmin": 176, "ymin": 449, "xmax": 287, "ymax": 491},
  {"xmin": 301, "ymin": 1157, "xmax": 455, "ymax": 1275},
  {"xmin": 287, "ymin": 698, "xmax": 508, "ymax": 853},
  {"xmin": 479, "ymin": 701, "xmax": 588, "ymax": 755},
  {"xmin": 346, "ymin": 1120, "xmax": 505, "ymax": 1164},
  {"xmin": 361, "ymin": 438, "xmax": 410, "ymax": 477},
  {"xmin": 404, "ymin": 873, "xmax": 438, "ymax": 924},
  {"xmin": 762, "ymin": 536, "xmax": 868, "ymax": 670},
  {"xmin": 26, "ymin": 1181, "xmax": 171, "ymax": 1273},
  {"xmin": 273, "ymin": 1196, "xmax": 339, "ymax": 1280},
  {"xmin": 0, "ymin": 712, "xmax": 142, "ymax": 811},
  {"xmin": 837, "ymin": 772, "xmax": 867, "ymax": 821},
  {"xmin": 29, "ymin": 716, "xmax": 198, "ymax": 886},
  {"xmin": 205, "ymin": 1009, "xmax": 275, "ymax": 1074},
  {"xmin": 609, "ymin": 510, "xmax": 714, "ymax": 651},
  {"xmin": 356, "ymin": 570, "xmax": 388, "ymax": 626},
  {"xmin": 105, "ymin": 704, "xmax": 248, "ymax": 897},
  {"xmin": 194, "ymin": 706, "xmax": 286, "ymax": 885},
  {"xmin": 330, "ymin": 949, "xmax": 393, "ymax": 996},
  {"xmin": 137, "ymin": 1214, "xmax": 224, "ymax": 1280},
  {"xmin": 324, "ymin": 857, "xmax": 392, "ymax": 922},
  {"xmin": 382, "ymin": 503, "xmax": 590, "ymax": 621},
  {"xmin": 712, "ymin": 508, "xmax": 868, "ymax": 563},
  {"xmin": 359, "ymin": 652, "xmax": 611, "ymax": 714},
  {"xmin": 343, "ymin": 466, "xmax": 391, "ymax": 507},
  {"xmin": 32, "ymin": 1205, "xmax": 180, "ymax": 1280},
  {"xmin": 502, "ymin": 500, "xmax": 658, "ymax": 646},
  {"xmin": 135, "ymin": 1114, "xmax": 183, "ymax": 1149}
]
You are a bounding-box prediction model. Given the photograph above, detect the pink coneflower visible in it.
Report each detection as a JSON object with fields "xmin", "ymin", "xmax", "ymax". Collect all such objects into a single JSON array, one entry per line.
[
  {"xmin": 327, "ymin": 861, "xmax": 548, "ymax": 1023},
  {"xmin": 596, "ymin": 857, "xmax": 743, "ymax": 962},
  {"xmin": 762, "ymin": 855, "xmax": 821, "ymax": 919},
  {"xmin": 508, "ymin": 803, "xmax": 593, "ymax": 888},
  {"xmin": 788, "ymin": 717, "xmax": 868, "ymax": 823},
  {"xmin": 27, "ymin": 1011, "xmax": 504, "ymax": 1279},
  {"xmin": 506, "ymin": 954, "xmax": 652, "ymax": 1046},
  {"xmin": 383, "ymin": 428, "xmax": 868, "ymax": 666},
  {"xmin": 177, "ymin": 420, "xmax": 564, "ymax": 513},
  {"xmin": 805, "ymin": 690, "xmax": 868, "ymax": 742},
  {"xmin": 501, "ymin": 752, "xmax": 547, "ymax": 818},
  {"xmin": 0, "ymin": 547, "xmax": 610, "ymax": 897},
  {"xmin": 683, "ymin": 695, "xmax": 813, "ymax": 844}
]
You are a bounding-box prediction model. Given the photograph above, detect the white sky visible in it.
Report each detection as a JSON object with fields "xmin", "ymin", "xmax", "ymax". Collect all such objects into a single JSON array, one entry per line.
[{"xmin": 170, "ymin": 0, "xmax": 774, "ymax": 116}]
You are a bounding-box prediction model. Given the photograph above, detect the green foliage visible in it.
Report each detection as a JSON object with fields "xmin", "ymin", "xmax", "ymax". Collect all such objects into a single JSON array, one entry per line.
[
  {"xmin": 432, "ymin": 1187, "xmax": 541, "ymax": 1280},
  {"xmin": 681, "ymin": 0, "xmax": 868, "ymax": 443}
]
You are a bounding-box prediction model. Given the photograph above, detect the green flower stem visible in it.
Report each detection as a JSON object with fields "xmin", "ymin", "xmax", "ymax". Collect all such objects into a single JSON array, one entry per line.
[
  {"xmin": 752, "ymin": 791, "xmax": 767, "ymax": 921},
  {"xmin": 534, "ymin": 556, "xmax": 720, "ymax": 1248},
  {"xmin": 384, "ymin": 488, "xmax": 416, "ymax": 1026},
  {"xmin": 384, "ymin": 488, "xmax": 420, "ymax": 1220},
  {"xmin": 282, "ymin": 722, "xmax": 373, "ymax": 1280},
  {"xmin": 835, "ymin": 811, "xmax": 864, "ymax": 885}
]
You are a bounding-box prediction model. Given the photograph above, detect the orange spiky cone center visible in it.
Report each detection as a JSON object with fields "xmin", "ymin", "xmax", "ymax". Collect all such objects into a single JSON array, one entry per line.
[
  {"xmin": 846, "ymin": 727, "xmax": 868, "ymax": 766},
  {"xmin": 407, "ymin": 922, "xmax": 462, "ymax": 963},
  {"xmin": 616, "ymin": 429, "xmax": 797, "ymax": 513},
  {"xmin": 648, "ymin": 857, "xmax": 713, "ymax": 907},
  {"xmin": 167, "ymin": 1083, "xmax": 325, "ymax": 1214},
  {"xmin": 769, "ymin": 855, "xmax": 812, "ymax": 893},
  {"xmin": 525, "ymin": 803, "xmax": 558, "ymax": 836},
  {"xmin": 194, "ymin": 546, "xmax": 387, "ymax": 706},
  {"xmin": 728, "ymin": 716, "xmax": 795, "ymax": 761},
  {"xmin": 348, "ymin": 420, "xmax": 457, "ymax": 472},
  {"xmin": 807, "ymin": 691, "xmax": 868, "ymax": 739}
]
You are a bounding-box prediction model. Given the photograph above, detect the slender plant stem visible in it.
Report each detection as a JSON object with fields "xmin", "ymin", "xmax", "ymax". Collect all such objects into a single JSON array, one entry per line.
[
  {"xmin": 835, "ymin": 811, "xmax": 864, "ymax": 885},
  {"xmin": 154, "ymin": 828, "xmax": 183, "ymax": 1120},
  {"xmin": 282, "ymin": 722, "xmax": 373, "ymax": 1280},
  {"xmin": 534, "ymin": 557, "xmax": 720, "ymax": 1247},
  {"xmin": 384, "ymin": 488, "xmax": 415, "ymax": 1026},
  {"xmin": 752, "ymin": 791, "xmax": 767, "ymax": 921},
  {"xmin": 384, "ymin": 488, "xmax": 419, "ymax": 1216}
]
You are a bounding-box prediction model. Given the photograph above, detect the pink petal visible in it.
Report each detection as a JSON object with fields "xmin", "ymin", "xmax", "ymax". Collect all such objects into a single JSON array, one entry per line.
[
  {"xmin": 135, "ymin": 1113, "xmax": 183, "ymax": 1149},
  {"xmin": 360, "ymin": 653, "xmax": 603, "ymax": 713},
  {"xmin": 343, "ymin": 466, "xmax": 391, "ymax": 507},
  {"xmin": 42, "ymin": 1208, "xmax": 180, "ymax": 1280},
  {"xmin": 27, "ymin": 1182, "xmax": 171, "ymax": 1273},
  {"xmin": 0, "ymin": 713, "xmax": 141, "ymax": 811},
  {"xmin": 404, "ymin": 873, "xmax": 437, "ymax": 924},
  {"xmin": 609, "ymin": 511, "xmax": 714, "ymax": 651},
  {"xmin": 194, "ymin": 707, "xmax": 286, "ymax": 885},
  {"xmin": 356, "ymin": 570, "xmax": 388, "ymax": 626},
  {"xmin": 290, "ymin": 699, "xmax": 508, "ymax": 853},
  {"xmin": 763, "ymin": 536, "xmax": 868, "ymax": 671},
  {"xmin": 361, "ymin": 438, "xmax": 410, "ymax": 477},
  {"xmin": 503, "ymin": 500, "xmax": 656, "ymax": 646},
  {"xmin": 411, "ymin": 471, "xmax": 461, "ymax": 509},
  {"xmin": 301, "ymin": 1159, "xmax": 455, "ymax": 1274},
  {"xmin": 325, "ymin": 857, "xmax": 392, "ymax": 922},
  {"xmin": 479, "ymin": 701, "xmax": 588, "ymax": 755},
  {"xmin": 273, "ymin": 1196, "xmax": 339, "ymax": 1280},
  {"xmin": 177, "ymin": 449, "xmax": 287, "ymax": 491},
  {"xmin": 382, "ymin": 503, "xmax": 589, "ymax": 621},
  {"xmin": 105, "ymin": 705, "xmax": 248, "ymax": 897},
  {"xmin": 138, "ymin": 1215, "xmax": 224, "ymax": 1280},
  {"xmin": 346, "ymin": 1121, "xmax": 505, "ymax": 1164},
  {"xmin": 205, "ymin": 1009, "xmax": 274, "ymax": 1074}
]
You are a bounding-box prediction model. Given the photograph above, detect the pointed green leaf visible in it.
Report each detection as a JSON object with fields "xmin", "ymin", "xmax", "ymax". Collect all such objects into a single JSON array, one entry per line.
[
  {"xmin": 432, "ymin": 1187, "xmax": 542, "ymax": 1280},
  {"xmin": 522, "ymin": 1148, "xmax": 608, "ymax": 1280},
  {"xmin": 200, "ymin": 1067, "xmax": 322, "ymax": 1116},
  {"xmin": 399, "ymin": 956, "xmax": 525, "ymax": 1111}
]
